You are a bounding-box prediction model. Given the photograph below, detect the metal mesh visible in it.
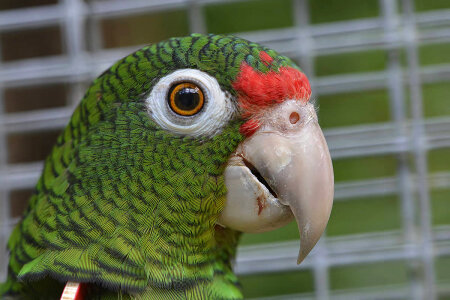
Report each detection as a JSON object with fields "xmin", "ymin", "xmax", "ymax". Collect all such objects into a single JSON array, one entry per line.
[{"xmin": 0, "ymin": 0, "xmax": 449, "ymax": 299}]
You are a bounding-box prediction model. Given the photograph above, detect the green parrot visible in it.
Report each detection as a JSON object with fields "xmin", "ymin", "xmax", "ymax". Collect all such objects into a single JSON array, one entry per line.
[{"xmin": 0, "ymin": 33, "xmax": 333, "ymax": 299}]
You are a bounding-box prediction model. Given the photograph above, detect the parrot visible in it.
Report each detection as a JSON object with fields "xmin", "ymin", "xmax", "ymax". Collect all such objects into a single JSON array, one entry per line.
[{"xmin": 0, "ymin": 33, "xmax": 334, "ymax": 299}]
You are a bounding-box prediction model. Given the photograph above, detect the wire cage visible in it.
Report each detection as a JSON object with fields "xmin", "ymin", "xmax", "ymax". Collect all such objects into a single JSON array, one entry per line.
[{"xmin": 0, "ymin": 0, "xmax": 450, "ymax": 299}]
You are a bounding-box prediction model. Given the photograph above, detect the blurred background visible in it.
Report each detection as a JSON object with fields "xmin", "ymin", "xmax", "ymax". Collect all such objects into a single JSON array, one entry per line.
[{"xmin": 0, "ymin": 0, "xmax": 449, "ymax": 299}]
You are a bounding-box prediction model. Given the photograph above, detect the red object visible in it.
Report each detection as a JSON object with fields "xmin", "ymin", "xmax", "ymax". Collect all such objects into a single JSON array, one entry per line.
[
  {"xmin": 232, "ymin": 57, "xmax": 311, "ymax": 136},
  {"xmin": 60, "ymin": 282, "xmax": 85, "ymax": 300},
  {"xmin": 239, "ymin": 119, "xmax": 260, "ymax": 136},
  {"xmin": 259, "ymin": 51, "xmax": 274, "ymax": 66}
]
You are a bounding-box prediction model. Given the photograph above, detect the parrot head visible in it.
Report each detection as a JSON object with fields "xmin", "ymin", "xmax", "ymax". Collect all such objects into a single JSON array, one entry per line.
[{"xmin": 2, "ymin": 33, "xmax": 333, "ymax": 299}]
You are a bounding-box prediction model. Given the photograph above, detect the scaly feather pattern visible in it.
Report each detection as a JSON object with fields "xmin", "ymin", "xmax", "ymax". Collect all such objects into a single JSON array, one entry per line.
[{"xmin": 1, "ymin": 34, "xmax": 302, "ymax": 299}]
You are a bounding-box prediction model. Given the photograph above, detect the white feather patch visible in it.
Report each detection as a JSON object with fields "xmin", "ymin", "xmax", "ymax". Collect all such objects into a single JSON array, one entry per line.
[{"xmin": 145, "ymin": 69, "xmax": 236, "ymax": 137}]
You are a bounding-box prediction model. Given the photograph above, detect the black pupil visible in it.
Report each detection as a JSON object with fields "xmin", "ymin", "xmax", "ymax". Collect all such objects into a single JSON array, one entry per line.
[{"xmin": 174, "ymin": 87, "xmax": 200, "ymax": 111}]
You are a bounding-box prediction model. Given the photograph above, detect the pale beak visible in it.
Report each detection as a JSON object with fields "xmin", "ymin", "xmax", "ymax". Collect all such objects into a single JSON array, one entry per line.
[{"xmin": 218, "ymin": 101, "xmax": 334, "ymax": 263}]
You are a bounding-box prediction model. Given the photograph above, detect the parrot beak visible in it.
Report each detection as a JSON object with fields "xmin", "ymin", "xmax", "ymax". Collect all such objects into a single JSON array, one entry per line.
[{"xmin": 219, "ymin": 101, "xmax": 334, "ymax": 264}]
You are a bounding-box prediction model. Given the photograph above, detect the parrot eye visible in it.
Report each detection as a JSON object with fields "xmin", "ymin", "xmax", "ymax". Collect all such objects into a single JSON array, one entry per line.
[
  {"xmin": 145, "ymin": 69, "xmax": 236, "ymax": 137},
  {"xmin": 168, "ymin": 82, "xmax": 204, "ymax": 116}
]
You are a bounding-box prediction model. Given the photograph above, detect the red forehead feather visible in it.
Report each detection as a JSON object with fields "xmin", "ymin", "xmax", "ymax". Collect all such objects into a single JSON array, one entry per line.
[
  {"xmin": 232, "ymin": 57, "xmax": 311, "ymax": 136},
  {"xmin": 232, "ymin": 62, "xmax": 311, "ymax": 118},
  {"xmin": 259, "ymin": 51, "xmax": 274, "ymax": 66}
]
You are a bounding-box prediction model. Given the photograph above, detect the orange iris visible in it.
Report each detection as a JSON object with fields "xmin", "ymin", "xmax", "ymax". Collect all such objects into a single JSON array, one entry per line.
[{"xmin": 168, "ymin": 82, "xmax": 204, "ymax": 116}]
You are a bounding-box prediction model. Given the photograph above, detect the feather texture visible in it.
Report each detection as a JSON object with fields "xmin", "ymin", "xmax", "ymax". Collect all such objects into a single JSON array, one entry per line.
[{"xmin": 1, "ymin": 34, "xmax": 303, "ymax": 299}]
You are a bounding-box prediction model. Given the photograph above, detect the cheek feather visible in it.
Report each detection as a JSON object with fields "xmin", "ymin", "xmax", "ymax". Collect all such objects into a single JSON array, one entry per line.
[{"xmin": 232, "ymin": 57, "xmax": 312, "ymax": 136}]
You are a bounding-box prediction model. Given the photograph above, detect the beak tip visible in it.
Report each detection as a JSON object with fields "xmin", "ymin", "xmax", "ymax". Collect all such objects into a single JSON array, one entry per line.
[
  {"xmin": 296, "ymin": 248, "xmax": 308, "ymax": 265},
  {"xmin": 296, "ymin": 234, "xmax": 320, "ymax": 265}
]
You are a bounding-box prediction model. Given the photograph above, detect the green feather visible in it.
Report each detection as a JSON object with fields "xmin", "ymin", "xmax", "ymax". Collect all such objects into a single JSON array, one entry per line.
[{"xmin": 1, "ymin": 33, "xmax": 301, "ymax": 299}]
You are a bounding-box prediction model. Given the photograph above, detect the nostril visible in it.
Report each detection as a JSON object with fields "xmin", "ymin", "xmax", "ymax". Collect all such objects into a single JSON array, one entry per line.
[{"xmin": 289, "ymin": 112, "xmax": 300, "ymax": 124}]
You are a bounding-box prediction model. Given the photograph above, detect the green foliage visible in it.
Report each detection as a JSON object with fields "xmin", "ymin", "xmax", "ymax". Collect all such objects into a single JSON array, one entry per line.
[
  {"xmin": 204, "ymin": 0, "xmax": 293, "ymax": 34},
  {"xmin": 428, "ymin": 148, "xmax": 450, "ymax": 173},
  {"xmin": 309, "ymin": 0, "xmax": 380, "ymax": 23},
  {"xmin": 315, "ymin": 50, "xmax": 387, "ymax": 76},
  {"xmin": 327, "ymin": 195, "xmax": 402, "ymax": 236},
  {"xmin": 318, "ymin": 90, "xmax": 391, "ymax": 128},
  {"xmin": 333, "ymin": 155, "xmax": 397, "ymax": 182},
  {"xmin": 435, "ymin": 256, "xmax": 450, "ymax": 282},
  {"xmin": 241, "ymin": 221, "xmax": 298, "ymax": 245},
  {"xmin": 423, "ymin": 82, "xmax": 450, "ymax": 118},
  {"xmin": 431, "ymin": 189, "xmax": 450, "ymax": 225},
  {"xmin": 240, "ymin": 270, "xmax": 314, "ymax": 298},
  {"xmin": 419, "ymin": 43, "xmax": 450, "ymax": 66},
  {"xmin": 414, "ymin": 0, "xmax": 450, "ymax": 11},
  {"xmin": 329, "ymin": 261, "xmax": 408, "ymax": 289}
]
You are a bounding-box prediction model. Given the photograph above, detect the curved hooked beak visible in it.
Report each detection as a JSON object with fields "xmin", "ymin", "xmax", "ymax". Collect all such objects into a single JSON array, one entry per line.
[{"xmin": 218, "ymin": 101, "xmax": 334, "ymax": 264}]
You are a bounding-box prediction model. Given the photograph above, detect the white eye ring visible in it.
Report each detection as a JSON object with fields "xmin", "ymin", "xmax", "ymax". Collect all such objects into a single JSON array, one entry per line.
[{"xmin": 145, "ymin": 69, "xmax": 236, "ymax": 137}]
